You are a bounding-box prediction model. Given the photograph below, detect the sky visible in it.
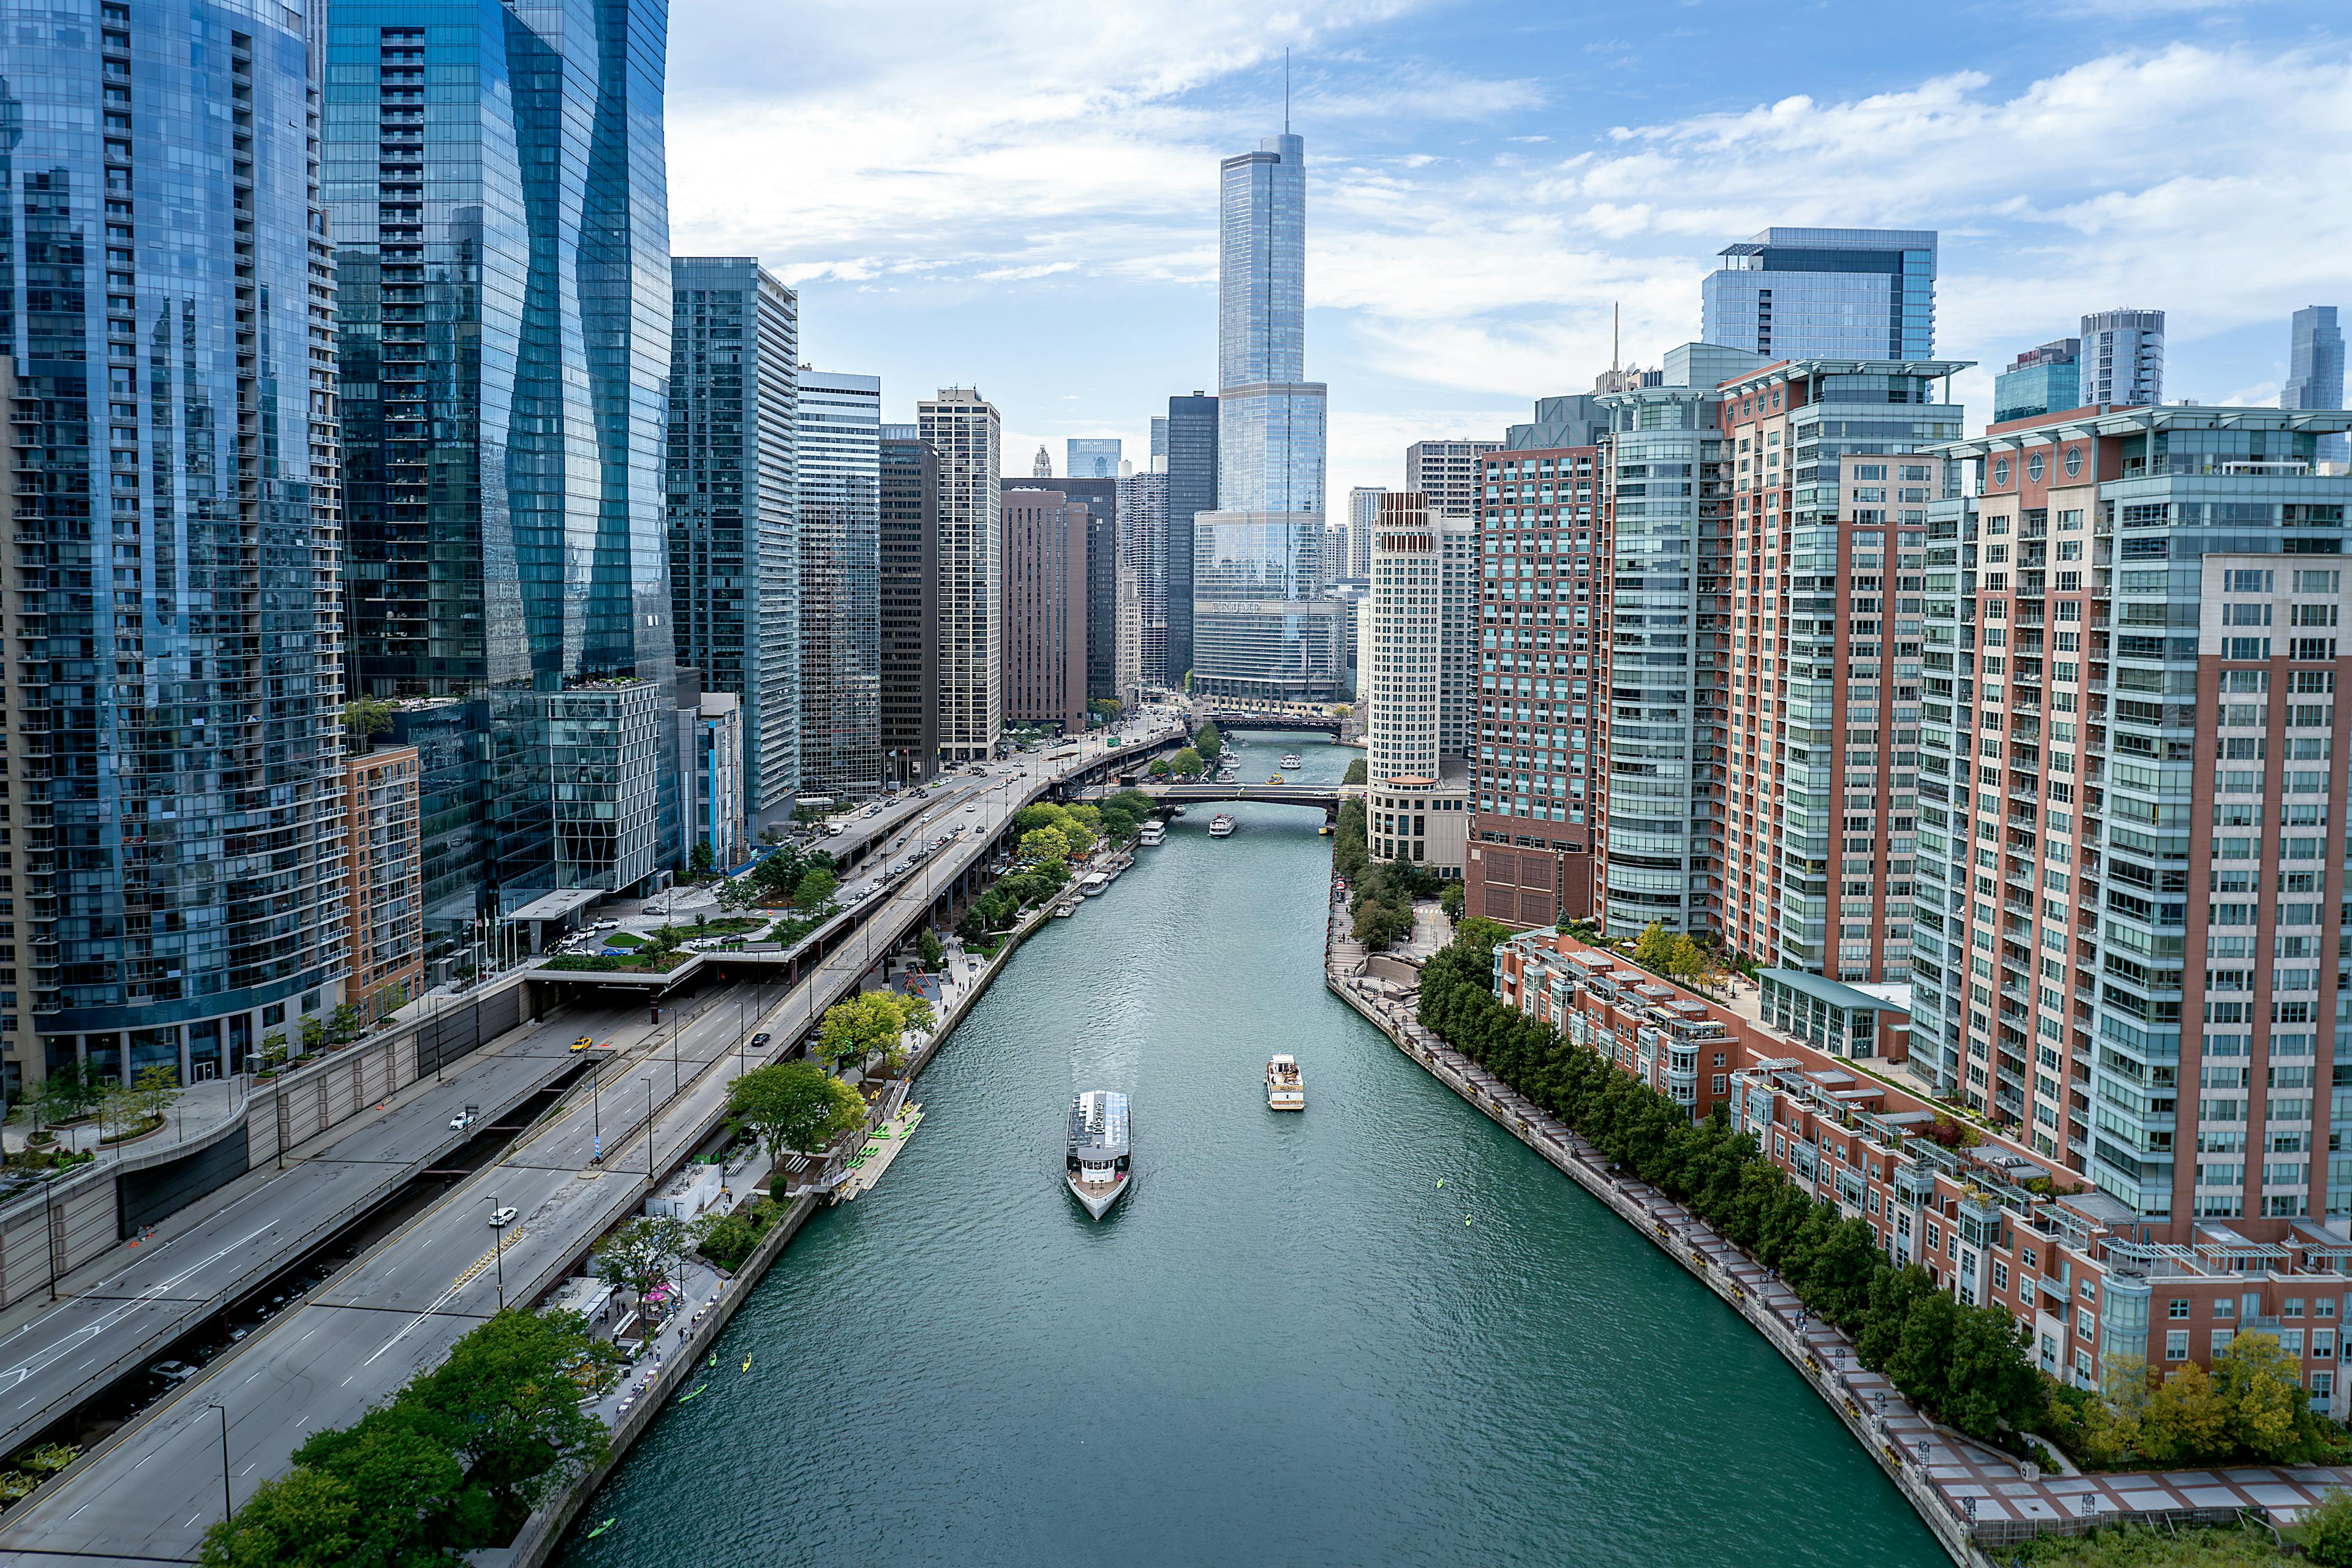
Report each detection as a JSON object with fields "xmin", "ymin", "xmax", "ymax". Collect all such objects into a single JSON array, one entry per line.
[{"xmin": 665, "ymin": 0, "xmax": 2352, "ymax": 502}]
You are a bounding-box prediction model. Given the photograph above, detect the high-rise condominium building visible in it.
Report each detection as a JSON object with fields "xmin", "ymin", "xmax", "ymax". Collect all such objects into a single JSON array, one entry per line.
[
  {"xmin": 1594, "ymin": 344, "xmax": 1766, "ymax": 943},
  {"xmin": 7, "ymin": 0, "xmax": 349, "ymax": 1087},
  {"xmin": 667, "ymin": 258, "xmax": 799, "ymax": 815},
  {"xmin": 1506, "ymin": 394, "xmax": 1609, "ymax": 451},
  {"xmin": 1000, "ymin": 489, "xmax": 1090, "ymax": 734},
  {"xmin": 333, "ymin": 0, "xmax": 680, "ymax": 941},
  {"xmin": 1463, "ymin": 447, "xmax": 1604, "ymax": 930},
  {"xmin": 2078, "ymin": 309, "xmax": 2165, "ymax": 408},
  {"xmin": 1341, "ymin": 488, "xmax": 1382, "ymax": 579},
  {"xmin": 1719, "ymin": 358, "xmax": 1967, "ymax": 982},
  {"xmin": 1008, "ymin": 478, "xmax": 1123, "ymax": 704},
  {"xmin": 344, "ymin": 745, "xmax": 424, "ymax": 1023},
  {"xmin": 921, "ymin": 389, "xmax": 1004, "ymax": 761},
  {"xmin": 1119, "ymin": 469, "xmax": 1171, "ymax": 693},
  {"xmin": 1164, "ymin": 394, "xmax": 1218, "ymax": 684},
  {"xmin": 1994, "ymin": 339, "xmax": 2081, "ymax": 425},
  {"xmin": 1068, "ymin": 439, "xmax": 1121, "ymax": 480},
  {"xmin": 1150, "ymin": 417, "xmax": 1170, "ymax": 462},
  {"xmin": 797, "ymin": 372, "xmax": 883, "ymax": 799},
  {"xmin": 1363, "ymin": 496, "xmax": 1469, "ymax": 873},
  {"xmin": 879, "ymin": 428, "xmax": 940, "ymax": 786},
  {"xmin": 2285, "ymin": 307, "xmax": 2347, "ymax": 467},
  {"xmin": 1702, "ymin": 228, "xmax": 1937, "ymax": 361},
  {"xmin": 1910, "ymin": 405, "xmax": 2352, "ymax": 1231},
  {"xmin": 1404, "ymin": 440, "xmax": 1501, "ymax": 519},
  {"xmin": 1194, "ymin": 132, "xmax": 1341, "ymax": 699}
]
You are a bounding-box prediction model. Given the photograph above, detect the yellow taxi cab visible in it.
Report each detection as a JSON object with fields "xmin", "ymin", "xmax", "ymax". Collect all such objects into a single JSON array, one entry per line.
[{"xmin": 570, "ymin": 1035, "xmax": 596, "ymax": 1052}]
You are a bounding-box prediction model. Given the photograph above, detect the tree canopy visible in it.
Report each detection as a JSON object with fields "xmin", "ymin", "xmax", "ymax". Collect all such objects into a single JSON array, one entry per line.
[
  {"xmin": 727, "ymin": 1060, "xmax": 867, "ymax": 1161},
  {"xmin": 815, "ymin": 990, "xmax": 933, "ymax": 1075}
]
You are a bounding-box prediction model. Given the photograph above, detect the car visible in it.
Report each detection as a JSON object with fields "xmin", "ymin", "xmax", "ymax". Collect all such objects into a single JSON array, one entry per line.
[
  {"xmin": 449, "ymin": 1111, "xmax": 476, "ymax": 1133},
  {"xmin": 964, "ymin": 802, "xmax": 978, "ymax": 812},
  {"xmin": 150, "ymin": 1360, "xmax": 198, "ymax": 1385},
  {"xmin": 750, "ymin": 1031, "xmax": 772, "ymax": 1047},
  {"xmin": 488, "ymin": 1206, "xmax": 519, "ymax": 1228},
  {"xmin": 571, "ymin": 1035, "xmax": 595, "ymax": 1051}
]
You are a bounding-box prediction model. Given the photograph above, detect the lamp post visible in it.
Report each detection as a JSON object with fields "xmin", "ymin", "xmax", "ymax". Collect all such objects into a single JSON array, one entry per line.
[
  {"xmin": 211, "ymin": 1403, "xmax": 232, "ymax": 1526},
  {"xmin": 643, "ymin": 1077, "xmax": 655, "ymax": 1180},
  {"xmin": 480, "ymin": 1195, "xmax": 506, "ymax": 1310},
  {"xmin": 590, "ymin": 1061, "xmax": 601, "ymax": 1165}
]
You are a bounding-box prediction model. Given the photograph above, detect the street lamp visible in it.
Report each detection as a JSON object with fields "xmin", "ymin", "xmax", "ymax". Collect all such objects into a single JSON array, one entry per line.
[
  {"xmin": 643, "ymin": 1076, "xmax": 655, "ymax": 1180},
  {"xmin": 590, "ymin": 1061, "xmax": 602, "ymax": 1165},
  {"xmin": 210, "ymin": 1403, "xmax": 232, "ymax": 1526},
  {"xmin": 479, "ymin": 1196, "xmax": 506, "ymax": 1310}
]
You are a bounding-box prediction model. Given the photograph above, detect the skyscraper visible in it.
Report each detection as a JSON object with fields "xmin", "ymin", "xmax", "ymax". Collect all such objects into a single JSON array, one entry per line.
[
  {"xmin": 2284, "ymin": 307, "xmax": 2346, "ymax": 466},
  {"xmin": 1505, "ymin": 394, "xmax": 1609, "ymax": 451},
  {"xmin": 2078, "ymin": 309, "xmax": 2165, "ymax": 407},
  {"xmin": 8, "ymin": 0, "xmax": 347, "ymax": 1087},
  {"xmin": 797, "ymin": 372, "xmax": 883, "ymax": 799},
  {"xmin": 879, "ymin": 428, "xmax": 941, "ymax": 787},
  {"xmin": 1150, "ymin": 417, "xmax": 1170, "ymax": 462},
  {"xmin": 1068, "ymin": 438, "xmax": 1121, "ymax": 480},
  {"xmin": 1118, "ymin": 468, "xmax": 1170, "ymax": 691},
  {"xmin": 1994, "ymin": 338, "xmax": 2081, "ymax": 424},
  {"xmin": 1194, "ymin": 132, "xmax": 1341, "ymax": 699},
  {"xmin": 333, "ymin": 0, "xmax": 681, "ymax": 935},
  {"xmin": 1164, "ymin": 393, "xmax": 1218, "ymax": 683},
  {"xmin": 921, "ymin": 388, "xmax": 1004, "ymax": 761},
  {"xmin": 1000, "ymin": 488, "xmax": 1090, "ymax": 734},
  {"xmin": 1404, "ymin": 440, "xmax": 1499, "ymax": 519},
  {"xmin": 1362, "ymin": 496, "xmax": 1470, "ymax": 875},
  {"xmin": 1341, "ymin": 487, "xmax": 1382, "ymax": 579},
  {"xmin": 1032, "ymin": 445, "xmax": 1052, "ymax": 478},
  {"xmin": 1701, "ymin": 228, "xmax": 1937, "ymax": 360},
  {"xmin": 667, "ymin": 258, "xmax": 799, "ymax": 815}
]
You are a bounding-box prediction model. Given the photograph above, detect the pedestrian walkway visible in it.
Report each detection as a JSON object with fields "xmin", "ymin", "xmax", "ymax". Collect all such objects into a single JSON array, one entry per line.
[{"xmin": 1322, "ymin": 891, "xmax": 2352, "ymax": 1547}]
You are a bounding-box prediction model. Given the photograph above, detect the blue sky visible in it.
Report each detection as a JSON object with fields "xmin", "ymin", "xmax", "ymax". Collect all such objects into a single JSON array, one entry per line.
[{"xmin": 666, "ymin": 0, "xmax": 2352, "ymax": 500}]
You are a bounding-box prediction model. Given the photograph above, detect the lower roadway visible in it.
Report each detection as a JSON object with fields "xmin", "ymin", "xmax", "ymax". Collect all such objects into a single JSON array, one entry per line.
[{"xmin": 0, "ymin": 722, "xmax": 1178, "ymax": 1566}]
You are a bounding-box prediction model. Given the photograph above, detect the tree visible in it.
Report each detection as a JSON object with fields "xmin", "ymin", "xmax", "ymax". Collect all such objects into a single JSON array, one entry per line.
[
  {"xmin": 394, "ymin": 1308, "xmax": 613, "ymax": 1517},
  {"xmin": 1166, "ymin": 747, "xmax": 1203, "ymax": 778},
  {"xmin": 1453, "ymin": 917, "xmax": 1512, "ymax": 972},
  {"xmin": 689, "ymin": 840, "xmax": 717, "ymax": 880},
  {"xmin": 341, "ymin": 696, "xmax": 395, "ymax": 747},
  {"xmin": 594, "ymin": 1218, "xmax": 694, "ymax": 1318},
  {"xmin": 1439, "ymin": 883, "xmax": 1464, "ymax": 920},
  {"xmin": 1352, "ymin": 900, "xmax": 1411, "ymax": 949},
  {"xmin": 1939, "ymin": 1307, "xmax": 2042, "ymax": 1440},
  {"xmin": 918, "ymin": 929, "xmax": 944, "ymax": 969},
  {"xmin": 135, "ymin": 1063, "xmax": 180, "ymax": 1126},
  {"xmin": 1194, "ymin": 722, "xmax": 1222, "ymax": 762},
  {"xmin": 287, "ymin": 1403, "xmax": 483, "ymax": 1562},
  {"xmin": 2304, "ymin": 1490, "xmax": 2352, "ymax": 1567},
  {"xmin": 816, "ymin": 991, "xmax": 926, "ymax": 1074},
  {"xmin": 1342, "ymin": 758, "xmax": 1367, "ymax": 786},
  {"xmin": 1634, "ymin": 921, "xmax": 1678, "ymax": 976},
  {"xmin": 2212, "ymin": 1330, "xmax": 2326, "ymax": 1461},
  {"xmin": 1019, "ymin": 826, "xmax": 1071, "ymax": 866},
  {"xmin": 793, "ymin": 865, "xmax": 838, "ymax": 908},
  {"xmin": 199, "ymin": 1466, "xmax": 369, "ymax": 1568},
  {"xmin": 726, "ymin": 1060, "xmax": 865, "ymax": 1164},
  {"xmin": 2140, "ymin": 1360, "xmax": 2233, "ymax": 1464},
  {"xmin": 1147, "ymin": 758, "xmax": 1170, "ymax": 778}
]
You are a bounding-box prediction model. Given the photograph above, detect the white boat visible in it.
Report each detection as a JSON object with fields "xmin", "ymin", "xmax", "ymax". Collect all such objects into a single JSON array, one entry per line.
[
  {"xmin": 1207, "ymin": 815, "xmax": 1236, "ymax": 839},
  {"xmin": 1280, "ymin": 753, "xmax": 1302, "ymax": 770},
  {"xmin": 1065, "ymin": 1091, "xmax": 1132, "ymax": 1219},
  {"xmin": 1137, "ymin": 821, "xmax": 1166, "ymax": 846},
  {"xmin": 1079, "ymin": 871, "xmax": 1111, "ymax": 897},
  {"xmin": 1052, "ymin": 901, "xmax": 1079, "ymax": 918},
  {"xmin": 1265, "ymin": 1055, "xmax": 1305, "ymax": 1111}
]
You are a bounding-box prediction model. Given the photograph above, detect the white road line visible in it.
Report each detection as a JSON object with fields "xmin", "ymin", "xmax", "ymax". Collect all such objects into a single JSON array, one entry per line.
[{"xmin": 0, "ymin": 1217, "xmax": 282, "ymax": 1391}]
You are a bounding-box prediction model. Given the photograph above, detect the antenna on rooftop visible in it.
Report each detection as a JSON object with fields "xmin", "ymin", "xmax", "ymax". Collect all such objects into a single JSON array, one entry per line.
[
  {"xmin": 1284, "ymin": 47, "xmax": 1291, "ymax": 133},
  {"xmin": 1611, "ymin": 302, "xmax": 1620, "ymax": 384}
]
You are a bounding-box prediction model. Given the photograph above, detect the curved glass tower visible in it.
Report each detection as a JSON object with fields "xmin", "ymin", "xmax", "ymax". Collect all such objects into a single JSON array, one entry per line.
[{"xmin": 1196, "ymin": 131, "xmax": 1338, "ymax": 699}]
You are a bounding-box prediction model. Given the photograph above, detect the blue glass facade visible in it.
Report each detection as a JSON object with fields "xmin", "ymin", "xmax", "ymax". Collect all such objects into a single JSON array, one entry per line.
[
  {"xmin": 3, "ymin": 0, "xmax": 347, "ymax": 1084},
  {"xmin": 1994, "ymin": 338, "xmax": 2080, "ymax": 424},
  {"xmin": 1205, "ymin": 132, "xmax": 1331, "ymax": 698},
  {"xmin": 1702, "ymin": 227, "xmax": 1937, "ymax": 361},
  {"xmin": 328, "ymin": 0, "xmax": 680, "ymax": 947}
]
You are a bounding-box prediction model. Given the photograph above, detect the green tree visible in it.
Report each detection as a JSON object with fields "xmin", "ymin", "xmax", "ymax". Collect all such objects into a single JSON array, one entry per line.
[
  {"xmin": 2141, "ymin": 1360, "xmax": 2233, "ymax": 1464},
  {"xmin": 1940, "ymin": 1306, "xmax": 2042, "ymax": 1440},
  {"xmin": 594, "ymin": 1218, "xmax": 693, "ymax": 1319},
  {"xmin": 728, "ymin": 1060, "xmax": 865, "ymax": 1163},
  {"xmin": 341, "ymin": 696, "xmax": 395, "ymax": 747},
  {"xmin": 2212, "ymin": 1329, "xmax": 2326, "ymax": 1461},
  {"xmin": 793, "ymin": 864, "xmax": 839, "ymax": 908},
  {"xmin": 1439, "ymin": 883, "xmax": 1464, "ymax": 920},
  {"xmin": 816, "ymin": 991, "xmax": 925, "ymax": 1073},
  {"xmin": 198, "ymin": 1467, "xmax": 370, "ymax": 1568},
  {"xmin": 395, "ymin": 1308, "xmax": 613, "ymax": 1516},
  {"xmin": 918, "ymin": 929, "xmax": 944, "ymax": 969},
  {"xmin": 2304, "ymin": 1490, "xmax": 2352, "ymax": 1566},
  {"xmin": 135, "ymin": 1063, "xmax": 180, "ymax": 1126},
  {"xmin": 1166, "ymin": 747, "xmax": 1203, "ymax": 778},
  {"xmin": 1352, "ymin": 900, "xmax": 1411, "ymax": 949},
  {"xmin": 694, "ymin": 1198, "xmax": 778, "ymax": 1274},
  {"xmin": 1019, "ymin": 826, "xmax": 1071, "ymax": 865},
  {"xmin": 1634, "ymin": 921, "xmax": 1678, "ymax": 976},
  {"xmin": 1194, "ymin": 722, "xmax": 1222, "ymax": 762},
  {"xmin": 689, "ymin": 841, "xmax": 717, "ymax": 880},
  {"xmin": 1341, "ymin": 758, "xmax": 1367, "ymax": 786},
  {"xmin": 287, "ymin": 1403, "xmax": 483, "ymax": 1562},
  {"xmin": 1147, "ymin": 758, "xmax": 1171, "ymax": 778}
]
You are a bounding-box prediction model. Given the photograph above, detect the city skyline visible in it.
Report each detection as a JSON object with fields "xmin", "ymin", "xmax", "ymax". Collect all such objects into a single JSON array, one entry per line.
[{"xmin": 658, "ymin": 2, "xmax": 2352, "ymax": 500}]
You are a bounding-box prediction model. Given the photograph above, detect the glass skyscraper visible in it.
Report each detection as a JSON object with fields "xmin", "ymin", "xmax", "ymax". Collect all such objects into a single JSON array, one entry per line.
[
  {"xmin": 667, "ymin": 258, "xmax": 799, "ymax": 817},
  {"xmin": 797, "ymin": 372, "xmax": 882, "ymax": 799},
  {"xmin": 1994, "ymin": 337, "xmax": 2081, "ymax": 424},
  {"xmin": 1702, "ymin": 228, "xmax": 1937, "ymax": 361},
  {"xmin": 1066, "ymin": 437, "xmax": 1120, "ymax": 480},
  {"xmin": 1196, "ymin": 132, "xmax": 1339, "ymax": 699},
  {"xmin": 330, "ymin": 0, "xmax": 682, "ymax": 946},
  {"xmin": 4, "ymin": 0, "xmax": 347, "ymax": 1087},
  {"xmin": 2284, "ymin": 306, "xmax": 2346, "ymax": 466},
  {"xmin": 1163, "ymin": 393, "xmax": 1217, "ymax": 683}
]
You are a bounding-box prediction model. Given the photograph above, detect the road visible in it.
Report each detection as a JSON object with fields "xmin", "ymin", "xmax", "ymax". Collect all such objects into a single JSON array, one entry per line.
[
  {"xmin": 0, "ymin": 720, "xmax": 1182, "ymax": 1566},
  {"xmin": 0, "ymin": 1000, "xmax": 653, "ymax": 1461}
]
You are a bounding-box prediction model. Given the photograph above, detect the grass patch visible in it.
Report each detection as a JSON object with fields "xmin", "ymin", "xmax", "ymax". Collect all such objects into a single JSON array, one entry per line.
[
  {"xmin": 2009, "ymin": 1523, "xmax": 2285, "ymax": 1565},
  {"xmin": 601, "ymin": 930, "xmax": 644, "ymax": 949}
]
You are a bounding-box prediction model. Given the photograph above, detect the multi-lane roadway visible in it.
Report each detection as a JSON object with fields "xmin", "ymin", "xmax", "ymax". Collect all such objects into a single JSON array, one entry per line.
[{"xmin": 0, "ymin": 721, "xmax": 1181, "ymax": 1566}]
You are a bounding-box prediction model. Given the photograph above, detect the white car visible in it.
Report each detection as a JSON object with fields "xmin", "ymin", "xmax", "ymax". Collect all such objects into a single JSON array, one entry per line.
[
  {"xmin": 488, "ymin": 1206, "xmax": 518, "ymax": 1228},
  {"xmin": 449, "ymin": 1111, "xmax": 476, "ymax": 1133}
]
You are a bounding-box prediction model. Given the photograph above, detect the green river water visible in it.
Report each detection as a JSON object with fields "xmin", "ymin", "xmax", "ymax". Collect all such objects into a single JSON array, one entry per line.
[{"xmin": 557, "ymin": 733, "xmax": 1943, "ymax": 1568}]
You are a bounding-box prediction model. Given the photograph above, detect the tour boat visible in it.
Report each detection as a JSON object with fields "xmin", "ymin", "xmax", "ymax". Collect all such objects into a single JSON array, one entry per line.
[
  {"xmin": 1207, "ymin": 814, "xmax": 1236, "ymax": 839},
  {"xmin": 1138, "ymin": 821, "xmax": 1166, "ymax": 847},
  {"xmin": 1265, "ymin": 1055, "xmax": 1306, "ymax": 1111},
  {"xmin": 1280, "ymin": 753, "xmax": 1302, "ymax": 770},
  {"xmin": 1065, "ymin": 1090, "xmax": 1132, "ymax": 1219},
  {"xmin": 1052, "ymin": 901, "xmax": 1079, "ymax": 918},
  {"xmin": 1079, "ymin": 871, "xmax": 1111, "ymax": 897}
]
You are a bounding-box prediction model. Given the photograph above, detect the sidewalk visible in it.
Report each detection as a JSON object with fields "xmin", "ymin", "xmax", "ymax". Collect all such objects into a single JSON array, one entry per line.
[
  {"xmin": 1324, "ymin": 894, "xmax": 2352, "ymax": 1547},
  {"xmin": 1, "ymin": 1073, "xmax": 247, "ymax": 1161}
]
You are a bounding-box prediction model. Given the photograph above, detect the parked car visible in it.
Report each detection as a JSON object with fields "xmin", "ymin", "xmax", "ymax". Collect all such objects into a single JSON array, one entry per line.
[{"xmin": 149, "ymin": 1360, "xmax": 198, "ymax": 1385}]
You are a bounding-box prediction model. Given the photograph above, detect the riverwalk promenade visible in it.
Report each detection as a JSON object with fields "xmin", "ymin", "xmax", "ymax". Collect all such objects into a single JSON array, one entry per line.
[{"xmin": 1324, "ymin": 892, "xmax": 2352, "ymax": 1562}]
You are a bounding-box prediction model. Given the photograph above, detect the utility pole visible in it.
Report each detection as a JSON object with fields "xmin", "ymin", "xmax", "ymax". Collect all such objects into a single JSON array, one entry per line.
[
  {"xmin": 643, "ymin": 1077, "xmax": 655, "ymax": 1181},
  {"xmin": 211, "ymin": 1404, "xmax": 232, "ymax": 1526}
]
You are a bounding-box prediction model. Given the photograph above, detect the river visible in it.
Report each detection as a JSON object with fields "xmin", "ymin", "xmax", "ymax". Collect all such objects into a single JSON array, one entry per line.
[{"xmin": 559, "ymin": 732, "xmax": 1943, "ymax": 1567}]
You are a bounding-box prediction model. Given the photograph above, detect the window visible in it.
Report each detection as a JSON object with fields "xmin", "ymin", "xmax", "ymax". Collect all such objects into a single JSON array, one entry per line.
[
  {"xmin": 2214, "ymin": 1329, "xmax": 2237, "ymax": 1354},
  {"xmin": 2166, "ymin": 1330, "xmax": 2190, "ymax": 1361},
  {"xmin": 2169, "ymin": 1298, "xmax": 2191, "ymax": 1319},
  {"xmin": 1992, "ymin": 1261, "xmax": 2010, "ymax": 1293}
]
